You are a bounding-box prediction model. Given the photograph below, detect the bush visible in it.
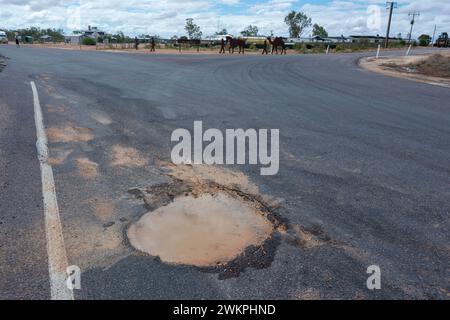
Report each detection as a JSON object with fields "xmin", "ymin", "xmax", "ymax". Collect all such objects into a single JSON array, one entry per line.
[
  {"xmin": 82, "ymin": 37, "xmax": 96, "ymax": 45},
  {"xmin": 293, "ymin": 43, "xmax": 302, "ymax": 50},
  {"xmin": 335, "ymin": 44, "xmax": 346, "ymax": 52}
]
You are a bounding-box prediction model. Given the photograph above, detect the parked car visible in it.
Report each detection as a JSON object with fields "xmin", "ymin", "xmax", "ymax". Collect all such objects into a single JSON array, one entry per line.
[{"xmin": 0, "ymin": 31, "xmax": 8, "ymax": 44}]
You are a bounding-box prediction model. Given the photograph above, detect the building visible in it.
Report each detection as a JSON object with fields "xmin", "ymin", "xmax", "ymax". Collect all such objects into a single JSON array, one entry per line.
[
  {"xmin": 286, "ymin": 37, "xmax": 315, "ymax": 43},
  {"xmin": 65, "ymin": 26, "xmax": 106, "ymax": 45},
  {"xmin": 82, "ymin": 26, "xmax": 106, "ymax": 38},
  {"xmin": 202, "ymin": 34, "xmax": 233, "ymax": 45},
  {"xmin": 349, "ymin": 35, "xmax": 403, "ymax": 44},
  {"xmin": 311, "ymin": 35, "xmax": 351, "ymax": 43},
  {"xmin": 65, "ymin": 34, "xmax": 88, "ymax": 45},
  {"xmin": 40, "ymin": 35, "xmax": 53, "ymax": 43}
]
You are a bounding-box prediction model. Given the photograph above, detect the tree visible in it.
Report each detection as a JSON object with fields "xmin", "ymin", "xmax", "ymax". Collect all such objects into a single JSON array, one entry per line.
[
  {"xmin": 109, "ymin": 31, "xmax": 131, "ymax": 43},
  {"xmin": 82, "ymin": 37, "xmax": 96, "ymax": 45},
  {"xmin": 240, "ymin": 25, "xmax": 259, "ymax": 37},
  {"xmin": 185, "ymin": 18, "xmax": 202, "ymax": 39},
  {"xmin": 418, "ymin": 34, "xmax": 431, "ymax": 46},
  {"xmin": 312, "ymin": 24, "xmax": 328, "ymax": 38},
  {"xmin": 284, "ymin": 11, "xmax": 312, "ymax": 38},
  {"xmin": 215, "ymin": 28, "xmax": 228, "ymax": 35},
  {"xmin": 6, "ymin": 27, "xmax": 65, "ymax": 42}
]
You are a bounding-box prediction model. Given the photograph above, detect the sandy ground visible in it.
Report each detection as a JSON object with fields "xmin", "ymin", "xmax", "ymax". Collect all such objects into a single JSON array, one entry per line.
[{"xmin": 359, "ymin": 50, "xmax": 450, "ymax": 88}]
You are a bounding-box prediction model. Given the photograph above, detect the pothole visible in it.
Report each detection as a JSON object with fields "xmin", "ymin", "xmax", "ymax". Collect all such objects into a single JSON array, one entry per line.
[
  {"xmin": 127, "ymin": 192, "xmax": 273, "ymax": 267},
  {"xmin": 125, "ymin": 164, "xmax": 354, "ymax": 279},
  {"xmin": 126, "ymin": 166, "xmax": 288, "ymax": 279},
  {"xmin": 126, "ymin": 176, "xmax": 360, "ymax": 279}
]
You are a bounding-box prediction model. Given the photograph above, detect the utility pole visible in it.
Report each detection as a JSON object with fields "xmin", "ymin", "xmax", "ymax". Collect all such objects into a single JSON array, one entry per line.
[
  {"xmin": 385, "ymin": 2, "xmax": 397, "ymax": 48},
  {"xmin": 431, "ymin": 24, "xmax": 437, "ymax": 46},
  {"xmin": 407, "ymin": 12, "xmax": 420, "ymax": 44}
]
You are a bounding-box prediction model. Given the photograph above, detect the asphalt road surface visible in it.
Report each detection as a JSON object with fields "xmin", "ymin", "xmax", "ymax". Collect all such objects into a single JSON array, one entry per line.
[{"xmin": 0, "ymin": 45, "xmax": 449, "ymax": 300}]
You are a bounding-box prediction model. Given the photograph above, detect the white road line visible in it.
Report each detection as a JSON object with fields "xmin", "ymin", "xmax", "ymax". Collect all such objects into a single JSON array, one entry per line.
[{"xmin": 31, "ymin": 81, "xmax": 74, "ymax": 300}]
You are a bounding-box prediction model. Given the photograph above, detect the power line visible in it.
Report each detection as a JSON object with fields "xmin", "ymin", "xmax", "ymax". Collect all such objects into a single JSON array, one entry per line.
[{"xmin": 385, "ymin": 2, "xmax": 397, "ymax": 48}]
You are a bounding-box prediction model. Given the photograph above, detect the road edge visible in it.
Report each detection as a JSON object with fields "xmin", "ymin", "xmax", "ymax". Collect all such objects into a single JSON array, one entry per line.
[{"xmin": 31, "ymin": 81, "xmax": 74, "ymax": 300}]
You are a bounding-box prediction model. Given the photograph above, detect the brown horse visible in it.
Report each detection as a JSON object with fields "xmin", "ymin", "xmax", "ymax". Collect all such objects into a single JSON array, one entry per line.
[
  {"xmin": 226, "ymin": 36, "xmax": 246, "ymax": 54},
  {"xmin": 267, "ymin": 37, "xmax": 287, "ymax": 55}
]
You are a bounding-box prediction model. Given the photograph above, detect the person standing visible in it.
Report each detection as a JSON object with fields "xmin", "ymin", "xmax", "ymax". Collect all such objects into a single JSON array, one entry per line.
[
  {"xmin": 219, "ymin": 38, "xmax": 226, "ymax": 54},
  {"xmin": 134, "ymin": 37, "xmax": 139, "ymax": 50},
  {"xmin": 262, "ymin": 40, "xmax": 268, "ymax": 55},
  {"xmin": 15, "ymin": 33, "xmax": 20, "ymax": 48},
  {"xmin": 150, "ymin": 37, "xmax": 155, "ymax": 52}
]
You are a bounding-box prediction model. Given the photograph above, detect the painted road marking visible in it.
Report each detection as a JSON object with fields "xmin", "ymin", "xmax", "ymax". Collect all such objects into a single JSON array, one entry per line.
[{"xmin": 31, "ymin": 81, "xmax": 74, "ymax": 300}]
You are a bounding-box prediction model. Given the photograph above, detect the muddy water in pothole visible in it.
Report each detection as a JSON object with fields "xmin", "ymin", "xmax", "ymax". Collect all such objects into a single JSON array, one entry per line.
[{"xmin": 127, "ymin": 192, "xmax": 273, "ymax": 267}]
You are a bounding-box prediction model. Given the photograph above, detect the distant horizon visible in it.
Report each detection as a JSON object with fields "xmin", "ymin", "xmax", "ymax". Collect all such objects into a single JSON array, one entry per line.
[{"xmin": 0, "ymin": 1, "xmax": 448, "ymax": 39}]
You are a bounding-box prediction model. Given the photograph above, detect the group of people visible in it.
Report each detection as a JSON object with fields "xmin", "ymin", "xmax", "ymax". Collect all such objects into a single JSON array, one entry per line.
[{"xmin": 134, "ymin": 37, "xmax": 156, "ymax": 52}]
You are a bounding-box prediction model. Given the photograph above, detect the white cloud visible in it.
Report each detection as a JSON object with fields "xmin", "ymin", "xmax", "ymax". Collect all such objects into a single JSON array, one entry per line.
[{"xmin": 0, "ymin": 0, "xmax": 447, "ymax": 39}]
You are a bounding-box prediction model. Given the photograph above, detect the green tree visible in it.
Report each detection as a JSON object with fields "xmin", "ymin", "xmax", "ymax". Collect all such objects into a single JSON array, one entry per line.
[
  {"xmin": 215, "ymin": 28, "xmax": 228, "ymax": 35},
  {"xmin": 418, "ymin": 34, "xmax": 431, "ymax": 46},
  {"xmin": 240, "ymin": 25, "xmax": 259, "ymax": 37},
  {"xmin": 284, "ymin": 11, "xmax": 312, "ymax": 38},
  {"xmin": 185, "ymin": 18, "xmax": 202, "ymax": 39},
  {"xmin": 7, "ymin": 27, "xmax": 64, "ymax": 42},
  {"xmin": 312, "ymin": 24, "xmax": 328, "ymax": 38},
  {"xmin": 6, "ymin": 30, "xmax": 15, "ymax": 41},
  {"xmin": 109, "ymin": 31, "xmax": 131, "ymax": 43},
  {"xmin": 82, "ymin": 37, "xmax": 96, "ymax": 45}
]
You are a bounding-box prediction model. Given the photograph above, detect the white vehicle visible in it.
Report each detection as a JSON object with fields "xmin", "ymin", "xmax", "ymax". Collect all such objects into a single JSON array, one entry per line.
[{"xmin": 0, "ymin": 31, "xmax": 8, "ymax": 44}]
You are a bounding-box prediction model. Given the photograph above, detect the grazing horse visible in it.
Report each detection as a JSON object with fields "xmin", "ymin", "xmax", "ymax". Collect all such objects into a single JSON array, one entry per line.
[
  {"xmin": 226, "ymin": 36, "xmax": 246, "ymax": 54},
  {"xmin": 267, "ymin": 37, "xmax": 287, "ymax": 55}
]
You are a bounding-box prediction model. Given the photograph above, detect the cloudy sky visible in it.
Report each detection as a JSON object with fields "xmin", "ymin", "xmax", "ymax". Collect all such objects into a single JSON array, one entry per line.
[{"xmin": 0, "ymin": 0, "xmax": 448, "ymax": 38}]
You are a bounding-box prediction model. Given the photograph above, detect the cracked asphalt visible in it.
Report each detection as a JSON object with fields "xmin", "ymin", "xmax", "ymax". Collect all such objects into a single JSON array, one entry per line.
[{"xmin": 0, "ymin": 45, "xmax": 449, "ymax": 300}]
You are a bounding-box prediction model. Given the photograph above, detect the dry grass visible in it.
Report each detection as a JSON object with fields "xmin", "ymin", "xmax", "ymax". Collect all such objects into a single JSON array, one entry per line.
[
  {"xmin": 409, "ymin": 54, "xmax": 450, "ymax": 78},
  {"xmin": 381, "ymin": 54, "xmax": 450, "ymax": 78}
]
